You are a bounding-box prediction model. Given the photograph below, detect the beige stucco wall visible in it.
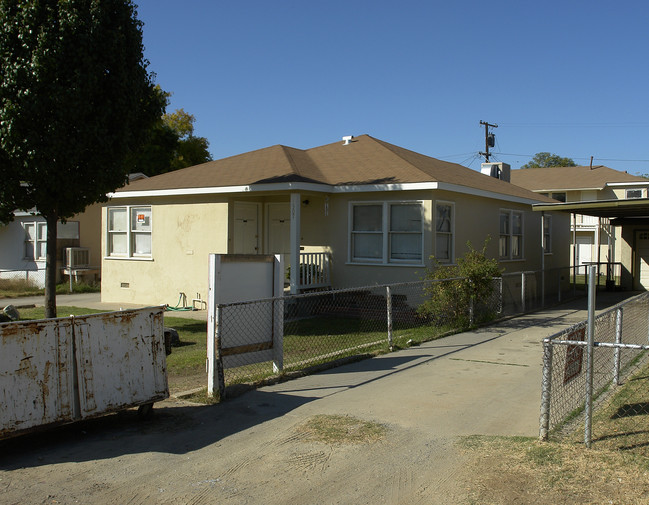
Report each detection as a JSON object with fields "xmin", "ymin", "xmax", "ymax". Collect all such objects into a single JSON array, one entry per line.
[
  {"xmin": 100, "ymin": 189, "xmax": 570, "ymax": 305},
  {"xmin": 101, "ymin": 197, "xmax": 229, "ymax": 305}
]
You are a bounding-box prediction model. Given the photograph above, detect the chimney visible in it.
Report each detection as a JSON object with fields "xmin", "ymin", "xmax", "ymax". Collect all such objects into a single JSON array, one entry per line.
[
  {"xmin": 342, "ymin": 135, "xmax": 353, "ymax": 145},
  {"xmin": 590, "ymin": 156, "xmax": 593, "ymax": 169}
]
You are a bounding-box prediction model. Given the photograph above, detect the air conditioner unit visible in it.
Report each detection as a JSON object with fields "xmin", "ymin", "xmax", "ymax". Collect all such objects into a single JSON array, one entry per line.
[{"xmin": 66, "ymin": 247, "xmax": 90, "ymax": 269}]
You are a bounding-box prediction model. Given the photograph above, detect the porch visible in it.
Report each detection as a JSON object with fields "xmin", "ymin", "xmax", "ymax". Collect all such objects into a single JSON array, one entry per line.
[{"xmin": 233, "ymin": 193, "xmax": 332, "ymax": 294}]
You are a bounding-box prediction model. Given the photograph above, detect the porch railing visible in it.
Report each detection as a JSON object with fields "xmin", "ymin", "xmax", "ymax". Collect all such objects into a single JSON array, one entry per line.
[{"xmin": 298, "ymin": 252, "xmax": 331, "ymax": 290}]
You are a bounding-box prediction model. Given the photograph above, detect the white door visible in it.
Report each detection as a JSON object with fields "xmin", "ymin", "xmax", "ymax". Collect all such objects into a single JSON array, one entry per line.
[
  {"xmin": 267, "ymin": 203, "xmax": 290, "ymax": 254},
  {"xmin": 636, "ymin": 231, "xmax": 649, "ymax": 290},
  {"xmin": 576, "ymin": 236, "xmax": 592, "ymax": 265},
  {"xmin": 233, "ymin": 203, "xmax": 259, "ymax": 254}
]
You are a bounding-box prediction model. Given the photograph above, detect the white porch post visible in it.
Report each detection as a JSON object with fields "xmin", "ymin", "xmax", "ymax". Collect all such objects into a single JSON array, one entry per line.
[{"xmin": 290, "ymin": 193, "xmax": 301, "ymax": 294}]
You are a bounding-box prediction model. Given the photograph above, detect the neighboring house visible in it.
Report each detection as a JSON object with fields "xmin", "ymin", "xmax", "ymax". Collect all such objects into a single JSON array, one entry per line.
[
  {"xmin": 101, "ymin": 134, "xmax": 568, "ymax": 306},
  {"xmin": 510, "ymin": 165, "xmax": 649, "ymax": 274},
  {"xmin": 0, "ymin": 204, "xmax": 102, "ymax": 288}
]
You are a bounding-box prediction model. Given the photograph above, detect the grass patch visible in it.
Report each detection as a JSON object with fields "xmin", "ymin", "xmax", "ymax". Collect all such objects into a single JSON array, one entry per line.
[
  {"xmin": 163, "ymin": 317, "xmax": 207, "ymax": 377},
  {"xmin": 295, "ymin": 414, "xmax": 387, "ymax": 445},
  {"xmin": 0, "ymin": 279, "xmax": 100, "ymax": 299},
  {"xmin": 458, "ymin": 436, "xmax": 649, "ymax": 505},
  {"xmin": 0, "ymin": 278, "xmax": 43, "ymax": 298}
]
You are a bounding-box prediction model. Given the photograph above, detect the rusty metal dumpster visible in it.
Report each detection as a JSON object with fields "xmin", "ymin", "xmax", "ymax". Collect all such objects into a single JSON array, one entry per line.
[{"xmin": 0, "ymin": 306, "xmax": 168, "ymax": 439}]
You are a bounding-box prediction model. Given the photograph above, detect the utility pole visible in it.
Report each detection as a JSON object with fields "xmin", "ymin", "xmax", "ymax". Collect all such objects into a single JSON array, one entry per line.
[{"xmin": 479, "ymin": 120, "xmax": 498, "ymax": 162}]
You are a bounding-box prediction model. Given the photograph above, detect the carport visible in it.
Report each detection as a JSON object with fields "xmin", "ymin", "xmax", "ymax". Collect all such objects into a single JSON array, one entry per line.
[{"xmin": 533, "ymin": 198, "xmax": 649, "ymax": 291}]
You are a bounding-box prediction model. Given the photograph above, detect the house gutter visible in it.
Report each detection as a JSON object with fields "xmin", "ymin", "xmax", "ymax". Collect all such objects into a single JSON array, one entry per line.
[{"xmin": 532, "ymin": 198, "xmax": 649, "ymax": 213}]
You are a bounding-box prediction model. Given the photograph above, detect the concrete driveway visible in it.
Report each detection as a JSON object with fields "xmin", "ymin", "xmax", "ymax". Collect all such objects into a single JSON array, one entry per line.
[{"xmin": 0, "ymin": 290, "xmax": 637, "ymax": 504}]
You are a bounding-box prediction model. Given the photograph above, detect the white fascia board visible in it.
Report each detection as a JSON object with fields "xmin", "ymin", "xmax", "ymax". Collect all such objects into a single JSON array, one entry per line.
[
  {"xmin": 108, "ymin": 180, "xmax": 540, "ymax": 205},
  {"xmin": 108, "ymin": 181, "xmax": 332, "ymax": 198},
  {"xmin": 530, "ymin": 186, "xmax": 605, "ymax": 193},
  {"xmin": 108, "ymin": 181, "xmax": 439, "ymax": 198},
  {"xmin": 331, "ymin": 182, "xmax": 439, "ymax": 193},
  {"xmin": 607, "ymin": 182, "xmax": 649, "ymax": 188},
  {"xmin": 436, "ymin": 182, "xmax": 547, "ymax": 206}
]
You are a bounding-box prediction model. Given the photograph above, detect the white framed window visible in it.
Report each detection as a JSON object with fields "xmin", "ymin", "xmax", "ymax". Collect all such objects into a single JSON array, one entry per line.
[
  {"xmin": 499, "ymin": 210, "xmax": 523, "ymax": 260},
  {"xmin": 626, "ymin": 188, "xmax": 643, "ymax": 199},
  {"xmin": 435, "ymin": 201, "xmax": 454, "ymax": 263},
  {"xmin": 107, "ymin": 206, "xmax": 152, "ymax": 258},
  {"xmin": 543, "ymin": 214, "xmax": 552, "ymax": 253},
  {"xmin": 350, "ymin": 201, "xmax": 423, "ymax": 265},
  {"xmin": 23, "ymin": 222, "xmax": 47, "ymax": 260}
]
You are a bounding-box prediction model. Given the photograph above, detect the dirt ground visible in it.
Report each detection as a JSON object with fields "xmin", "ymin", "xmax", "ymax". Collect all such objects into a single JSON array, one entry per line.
[{"xmin": 0, "ymin": 397, "xmax": 475, "ymax": 505}]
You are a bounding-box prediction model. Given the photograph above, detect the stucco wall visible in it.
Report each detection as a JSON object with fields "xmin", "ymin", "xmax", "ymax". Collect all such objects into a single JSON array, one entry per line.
[{"xmin": 101, "ymin": 198, "xmax": 229, "ymax": 305}]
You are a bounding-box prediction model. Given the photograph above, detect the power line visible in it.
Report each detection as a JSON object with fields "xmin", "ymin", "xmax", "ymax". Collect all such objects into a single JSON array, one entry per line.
[
  {"xmin": 498, "ymin": 122, "xmax": 649, "ymax": 128},
  {"xmin": 493, "ymin": 152, "xmax": 649, "ymax": 163}
]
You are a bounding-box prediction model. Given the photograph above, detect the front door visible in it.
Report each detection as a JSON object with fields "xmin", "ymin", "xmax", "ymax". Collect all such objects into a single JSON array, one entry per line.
[
  {"xmin": 267, "ymin": 203, "xmax": 290, "ymax": 254},
  {"xmin": 233, "ymin": 203, "xmax": 259, "ymax": 254}
]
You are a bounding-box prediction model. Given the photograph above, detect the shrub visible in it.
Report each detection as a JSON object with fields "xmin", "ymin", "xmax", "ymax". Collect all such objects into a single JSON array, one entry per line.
[{"xmin": 418, "ymin": 239, "xmax": 502, "ymax": 328}]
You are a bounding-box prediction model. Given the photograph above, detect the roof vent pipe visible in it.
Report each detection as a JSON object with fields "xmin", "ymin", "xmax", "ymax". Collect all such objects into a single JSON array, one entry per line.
[{"xmin": 342, "ymin": 135, "xmax": 354, "ymax": 145}]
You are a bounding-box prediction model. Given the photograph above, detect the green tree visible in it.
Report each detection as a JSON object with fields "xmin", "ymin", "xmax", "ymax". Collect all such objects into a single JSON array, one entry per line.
[
  {"xmin": 0, "ymin": 0, "xmax": 164, "ymax": 317},
  {"xmin": 418, "ymin": 239, "xmax": 503, "ymax": 328},
  {"xmin": 163, "ymin": 108, "xmax": 212, "ymax": 171},
  {"xmin": 131, "ymin": 106, "xmax": 212, "ymax": 176},
  {"xmin": 521, "ymin": 152, "xmax": 577, "ymax": 168}
]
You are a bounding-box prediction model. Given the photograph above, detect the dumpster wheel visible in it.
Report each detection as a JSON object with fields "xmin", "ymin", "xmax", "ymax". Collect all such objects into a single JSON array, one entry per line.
[{"xmin": 137, "ymin": 403, "xmax": 154, "ymax": 420}]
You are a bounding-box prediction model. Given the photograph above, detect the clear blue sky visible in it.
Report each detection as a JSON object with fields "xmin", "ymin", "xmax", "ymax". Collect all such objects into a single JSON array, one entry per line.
[{"xmin": 135, "ymin": 0, "xmax": 649, "ymax": 175}]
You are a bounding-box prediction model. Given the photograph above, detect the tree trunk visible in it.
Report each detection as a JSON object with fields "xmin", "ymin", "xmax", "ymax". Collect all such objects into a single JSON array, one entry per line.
[{"xmin": 44, "ymin": 213, "xmax": 58, "ymax": 318}]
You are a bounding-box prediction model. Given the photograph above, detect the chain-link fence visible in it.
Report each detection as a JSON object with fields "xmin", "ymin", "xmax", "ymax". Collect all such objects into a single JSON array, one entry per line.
[
  {"xmin": 0, "ymin": 268, "xmax": 45, "ymax": 289},
  {"xmin": 211, "ymin": 268, "xmax": 589, "ymax": 394},
  {"xmin": 539, "ymin": 291, "xmax": 649, "ymax": 450}
]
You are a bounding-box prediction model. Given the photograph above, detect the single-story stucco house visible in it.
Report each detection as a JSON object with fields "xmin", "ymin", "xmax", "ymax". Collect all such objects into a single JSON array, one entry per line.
[{"xmin": 101, "ymin": 134, "xmax": 568, "ymax": 306}]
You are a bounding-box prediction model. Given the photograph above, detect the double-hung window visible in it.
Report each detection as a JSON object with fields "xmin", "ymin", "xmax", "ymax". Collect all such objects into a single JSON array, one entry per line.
[
  {"xmin": 107, "ymin": 206, "xmax": 152, "ymax": 258},
  {"xmin": 350, "ymin": 202, "xmax": 423, "ymax": 264},
  {"xmin": 499, "ymin": 210, "xmax": 523, "ymax": 260},
  {"xmin": 23, "ymin": 222, "xmax": 47, "ymax": 260},
  {"xmin": 435, "ymin": 202, "xmax": 454, "ymax": 263}
]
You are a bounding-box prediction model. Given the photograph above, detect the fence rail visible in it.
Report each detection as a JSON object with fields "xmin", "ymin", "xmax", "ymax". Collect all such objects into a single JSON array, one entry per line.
[{"xmin": 210, "ymin": 266, "xmax": 593, "ymax": 396}]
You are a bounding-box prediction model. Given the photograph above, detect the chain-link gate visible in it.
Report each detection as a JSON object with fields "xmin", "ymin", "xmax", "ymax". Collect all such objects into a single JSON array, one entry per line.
[{"xmin": 539, "ymin": 290, "xmax": 649, "ymax": 450}]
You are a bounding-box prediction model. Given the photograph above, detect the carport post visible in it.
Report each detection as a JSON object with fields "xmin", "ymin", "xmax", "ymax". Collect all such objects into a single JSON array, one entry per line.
[{"xmin": 521, "ymin": 272, "xmax": 526, "ymax": 313}]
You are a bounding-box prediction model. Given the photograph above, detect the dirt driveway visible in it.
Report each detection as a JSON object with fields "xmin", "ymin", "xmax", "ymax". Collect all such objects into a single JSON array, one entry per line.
[{"xmin": 0, "ymin": 296, "xmax": 625, "ymax": 504}]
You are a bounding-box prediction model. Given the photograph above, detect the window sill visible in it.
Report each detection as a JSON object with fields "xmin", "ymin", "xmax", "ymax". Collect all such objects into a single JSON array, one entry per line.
[
  {"xmin": 104, "ymin": 256, "xmax": 154, "ymax": 261},
  {"xmin": 499, "ymin": 258, "xmax": 526, "ymax": 263},
  {"xmin": 346, "ymin": 261, "xmax": 424, "ymax": 268}
]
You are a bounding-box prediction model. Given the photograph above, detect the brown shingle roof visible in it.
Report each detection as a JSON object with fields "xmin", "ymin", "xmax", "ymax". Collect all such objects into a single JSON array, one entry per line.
[
  {"xmin": 117, "ymin": 135, "xmax": 554, "ymax": 202},
  {"xmin": 510, "ymin": 165, "xmax": 648, "ymax": 192}
]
